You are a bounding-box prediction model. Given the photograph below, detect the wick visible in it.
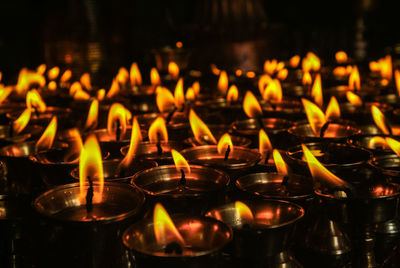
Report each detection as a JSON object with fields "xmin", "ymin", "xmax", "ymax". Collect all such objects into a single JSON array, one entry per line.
[
  {"xmin": 9, "ymin": 122, "xmax": 14, "ymax": 137},
  {"xmin": 166, "ymin": 107, "xmax": 177, "ymax": 125},
  {"xmin": 34, "ymin": 106, "xmax": 39, "ymax": 118},
  {"xmin": 224, "ymin": 145, "xmax": 231, "ymax": 161},
  {"xmin": 267, "ymin": 100, "xmax": 276, "ymax": 111},
  {"xmin": 164, "ymin": 242, "xmax": 183, "ymax": 255},
  {"xmin": 385, "ymin": 118, "xmax": 393, "ymax": 136},
  {"xmin": 264, "ymin": 150, "xmax": 271, "ymax": 165},
  {"xmin": 86, "ymin": 176, "xmax": 94, "ymax": 216},
  {"xmin": 156, "ymin": 141, "xmax": 163, "ymax": 156},
  {"xmin": 116, "ymin": 120, "xmax": 121, "ymax": 141},
  {"xmin": 179, "ymin": 169, "xmax": 186, "ymax": 188},
  {"xmin": 257, "ymin": 117, "xmax": 265, "ymax": 131}
]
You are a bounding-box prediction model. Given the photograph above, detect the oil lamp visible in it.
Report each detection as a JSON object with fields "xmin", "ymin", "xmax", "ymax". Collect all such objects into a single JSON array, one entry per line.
[{"xmin": 123, "ymin": 203, "xmax": 232, "ymax": 268}]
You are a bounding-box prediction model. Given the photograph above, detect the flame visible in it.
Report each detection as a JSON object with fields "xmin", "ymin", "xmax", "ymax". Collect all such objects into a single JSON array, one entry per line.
[
  {"xmin": 188, "ymin": 109, "xmax": 217, "ymax": 144},
  {"xmin": 335, "ymin": 51, "xmax": 348, "ymax": 64},
  {"xmin": 79, "ymin": 135, "xmax": 104, "ymax": 202},
  {"xmin": 217, "ymin": 133, "xmax": 233, "ymax": 155},
  {"xmin": 149, "ymin": 117, "xmax": 168, "ymax": 143},
  {"xmin": 210, "ymin": 64, "xmax": 221, "ymax": 75},
  {"xmin": 16, "ymin": 68, "xmax": 46, "ymax": 94},
  {"xmin": 36, "ymin": 64, "xmax": 46, "ymax": 75},
  {"xmin": 174, "ymin": 78, "xmax": 185, "ymax": 110},
  {"xmin": 258, "ymin": 74, "xmax": 272, "ymax": 96},
  {"xmin": 311, "ymin": 74, "xmax": 323, "ymax": 107},
  {"xmin": 192, "ymin": 81, "xmax": 200, "ymax": 96},
  {"xmin": 263, "ymin": 79, "xmax": 282, "ymax": 103},
  {"xmin": 106, "ymin": 79, "xmax": 120, "ymax": 99},
  {"xmin": 185, "ymin": 87, "xmax": 195, "ymax": 101},
  {"xmin": 176, "ymin": 41, "xmax": 183, "ymax": 48},
  {"xmin": 289, "ymin": 55, "xmax": 301, "ymax": 68},
  {"xmin": 325, "ymin": 96, "xmax": 341, "ymax": 121},
  {"xmin": 97, "ymin": 89, "xmax": 105, "ymax": 100},
  {"xmin": 85, "ymin": 99, "xmax": 99, "ymax": 130},
  {"xmin": 60, "ymin": 70, "xmax": 72, "ymax": 83},
  {"xmin": 368, "ymin": 136, "xmax": 387, "ymax": 149},
  {"xmin": 12, "ymin": 108, "xmax": 31, "ymax": 134},
  {"xmin": 47, "ymin": 67, "xmax": 60, "ymax": 80},
  {"xmin": 63, "ymin": 128, "xmax": 83, "ymax": 163},
  {"xmin": 0, "ymin": 87, "xmax": 12, "ymax": 104},
  {"xmin": 120, "ymin": 117, "xmax": 142, "ymax": 168},
  {"xmin": 150, "ymin": 68, "xmax": 161, "ymax": 86},
  {"xmin": 235, "ymin": 201, "xmax": 254, "ymax": 222},
  {"xmin": 302, "ymin": 71, "xmax": 312, "ymax": 86},
  {"xmin": 264, "ymin": 59, "xmax": 278, "ymax": 75},
  {"xmin": 301, "ymin": 98, "xmax": 326, "ymax": 137},
  {"xmin": 69, "ymin": 82, "xmax": 82, "ymax": 96},
  {"xmin": 73, "ymin": 89, "xmax": 90, "ymax": 100},
  {"xmin": 302, "ymin": 144, "xmax": 347, "ymax": 187},
  {"xmin": 235, "ymin": 69, "xmax": 243, "ymax": 76},
  {"xmin": 168, "ymin": 62, "xmax": 180, "ymax": 80},
  {"xmin": 156, "ymin": 87, "xmax": 175, "ymax": 112},
  {"xmin": 48, "ymin": 81, "xmax": 57, "ymax": 91},
  {"xmin": 273, "ymin": 149, "xmax": 288, "ymax": 176},
  {"xmin": 385, "ymin": 137, "xmax": 400, "ymax": 157},
  {"xmin": 130, "ymin": 62, "xmax": 142, "ymax": 86},
  {"xmin": 218, "ymin": 71, "xmax": 229, "ymax": 94},
  {"xmin": 26, "ymin": 89, "xmax": 47, "ymax": 113},
  {"xmin": 171, "ymin": 149, "xmax": 191, "ymax": 174},
  {"xmin": 259, "ymin": 129, "xmax": 272, "ymax": 156},
  {"xmin": 246, "ymin": 72, "xmax": 256, "ymax": 79},
  {"xmin": 371, "ymin": 105, "xmax": 390, "ymax": 135},
  {"xmin": 107, "ymin": 103, "xmax": 128, "ymax": 139},
  {"xmin": 116, "ymin": 68, "xmax": 129, "ymax": 84},
  {"xmin": 395, "ymin": 70, "xmax": 400, "ymax": 97},
  {"xmin": 277, "ymin": 68, "xmax": 288, "ymax": 80},
  {"xmin": 302, "ymin": 52, "xmax": 321, "ymax": 72},
  {"xmin": 243, "ymin": 91, "xmax": 262, "ymax": 118},
  {"xmin": 36, "ymin": 116, "xmax": 57, "ymax": 150},
  {"xmin": 153, "ymin": 203, "xmax": 185, "ymax": 246},
  {"xmin": 380, "ymin": 55, "xmax": 392, "ymax": 80},
  {"xmin": 348, "ymin": 66, "xmax": 360, "ymax": 90},
  {"xmin": 346, "ymin": 91, "xmax": 363, "ymax": 106},
  {"xmin": 333, "ymin": 67, "xmax": 347, "ymax": 77},
  {"xmin": 370, "ymin": 61, "xmax": 379, "ymax": 72},
  {"xmin": 227, "ymin": 85, "xmax": 239, "ymax": 102}
]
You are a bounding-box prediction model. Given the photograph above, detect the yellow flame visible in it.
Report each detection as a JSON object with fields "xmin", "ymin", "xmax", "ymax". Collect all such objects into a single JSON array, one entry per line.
[
  {"xmin": 218, "ymin": 71, "xmax": 229, "ymax": 94},
  {"xmin": 12, "ymin": 108, "xmax": 31, "ymax": 134},
  {"xmin": 85, "ymin": 99, "xmax": 99, "ymax": 130},
  {"xmin": 235, "ymin": 201, "xmax": 254, "ymax": 222},
  {"xmin": 325, "ymin": 96, "xmax": 341, "ymax": 121},
  {"xmin": 385, "ymin": 137, "xmax": 400, "ymax": 157},
  {"xmin": 370, "ymin": 61, "xmax": 379, "ymax": 72},
  {"xmin": 346, "ymin": 91, "xmax": 363, "ymax": 106},
  {"xmin": 26, "ymin": 89, "xmax": 47, "ymax": 113},
  {"xmin": 217, "ymin": 133, "xmax": 233, "ymax": 155},
  {"xmin": 36, "ymin": 64, "xmax": 46, "ymax": 75},
  {"xmin": 47, "ymin": 67, "xmax": 60, "ymax": 80},
  {"xmin": 348, "ymin": 66, "xmax": 360, "ymax": 90},
  {"xmin": 380, "ymin": 55, "xmax": 392, "ymax": 80},
  {"xmin": 36, "ymin": 116, "xmax": 57, "ymax": 150},
  {"xmin": 311, "ymin": 74, "xmax": 323, "ymax": 107},
  {"xmin": 302, "ymin": 52, "xmax": 321, "ymax": 72},
  {"xmin": 97, "ymin": 89, "xmax": 105, "ymax": 100},
  {"xmin": 302, "ymin": 71, "xmax": 312, "ymax": 86},
  {"xmin": 79, "ymin": 135, "xmax": 104, "ymax": 202},
  {"xmin": 168, "ymin": 62, "xmax": 180, "ymax": 80},
  {"xmin": 73, "ymin": 89, "xmax": 90, "ymax": 100},
  {"xmin": 60, "ymin": 70, "xmax": 72, "ymax": 83},
  {"xmin": 371, "ymin": 105, "xmax": 390, "ymax": 135},
  {"xmin": 395, "ymin": 70, "xmax": 400, "ymax": 97},
  {"xmin": 243, "ymin": 91, "xmax": 262, "ymax": 118},
  {"xmin": 335, "ymin": 51, "xmax": 348, "ymax": 64},
  {"xmin": 277, "ymin": 68, "xmax": 288, "ymax": 80},
  {"xmin": 264, "ymin": 59, "xmax": 278, "ymax": 75},
  {"xmin": 116, "ymin": 68, "xmax": 129, "ymax": 84},
  {"xmin": 273, "ymin": 149, "xmax": 288, "ymax": 176},
  {"xmin": 16, "ymin": 68, "xmax": 46, "ymax": 95},
  {"xmin": 171, "ymin": 149, "xmax": 191, "ymax": 174},
  {"xmin": 227, "ymin": 85, "xmax": 239, "ymax": 102},
  {"xmin": 106, "ymin": 78, "xmax": 120, "ymax": 99},
  {"xmin": 156, "ymin": 87, "xmax": 175, "ymax": 112},
  {"xmin": 107, "ymin": 103, "xmax": 128, "ymax": 139},
  {"xmin": 130, "ymin": 62, "xmax": 142, "ymax": 86},
  {"xmin": 289, "ymin": 55, "xmax": 301, "ymax": 68},
  {"xmin": 153, "ymin": 203, "xmax": 185, "ymax": 246},
  {"xmin": 120, "ymin": 117, "xmax": 142, "ymax": 168},
  {"xmin": 192, "ymin": 81, "xmax": 200, "ymax": 96},
  {"xmin": 368, "ymin": 136, "xmax": 387, "ymax": 149},
  {"xmin": 48, "ymin": 81, "xmax": 57, "ymax": 91},
  {"xmin": 258, "ymin": 74, "xmax": 272, "ymax": 96},
  {"xmin": 259, "ymin": 129, "xmax": 272, "ymax": 156},
  {"xmin": 150, "ymin": 68, "xmax": 161, "ymax": 86},
  {"xmin": 63, "ymin": 128, "xmax": 83, "ymax": 163},
  {"xmin": 185, "ymin": 87, "xmax": 195, "ymax": 101},
  {"xmin": 174, "ymin": 78, "xmax": 185, "ymax": 110},
  {"xmin": 263, "ymin": 79, "xmax": 282, "ymax": 103},
  {"xmin": 0, "ymin": 87, "xmax": 12, "ymax": 104},
  {"xmin": 301, "ymin": 98, "xmax": 326, "ymax": 137},
  {"xmin": 333, "ymin": 67, "xmax": 347, "ymax": 77},
  {"xmin": 188, "ymin": 109, "xmax": 217, "ymax": 144},
  {"xmin": 149, "ymin": 117, "xmax": 168, "ymax": 143}
]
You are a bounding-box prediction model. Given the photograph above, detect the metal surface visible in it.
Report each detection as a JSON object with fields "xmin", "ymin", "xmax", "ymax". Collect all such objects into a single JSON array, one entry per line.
[
  {"xmin": 184, "ymin": 135, "xmax": 251, "ymax": 148},
  {"xmin": 231, "ymin": 118, "xmax": 292, "ymax": 136}
]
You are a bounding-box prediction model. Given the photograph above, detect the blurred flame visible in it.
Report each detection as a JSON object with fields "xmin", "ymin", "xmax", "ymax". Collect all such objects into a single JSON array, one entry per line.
[
  {"xmin": 333, "ymin": 66, "xmax": 347, "ymax": 77},
  {"xmin": 273, "ymin": 149, "xmax": 288, "ymax": 176},
  {"xmin": 335, "ymin": 51, "xmax": 348, "ymax": 64},
  {"xmin": 263, "ymin": 79, "xmax": 282, "ymax": 103},
  {"xmin": 264, "ymin": 59, "xmax": 277, "ymax": 74},
  {"xmin": 346, "ymin": 91, "xmax": 363, "ymax": 106},
  {"xmin": 368, "ymin": 136, "xmax": 387, "ymax": 149},
  {"xmin": 36, "ymin": 64, "xmax": 46, "ymax": 75},
  {"xmin": 116, "ymin": 68, "xmax": 129, "ymax": 84},
  {"xmin": 79, "ymin": 135, "xmax": 104, "ymax": 202},
  {"xmin": 36, "ymin": 116, "xmax": 57, "ymax": 150},
  {"xmin": 235, "ymin": 201, "xmax": 254, "ymax": 222},
  {"xmin": 97, "ymin": 89, "xmax": 105, "ymax": 100},
  {"xmin": 395, "ymin": 70, "xmax": 400, "ymax": 97},
  {"xmin": 153, "ymin": 203, "xmax": 185, "ymax": 246},
  {"xmin": 235, "ymin": 69, "xmax": 243, "ymax": 76},
  {"xmin": 171, "ymin": 149, "xmax": 191, "ymax": 174},
  {"xmin": 302, "ymin": 98, "xmax": 326, "ymax": 137},
  {"xmin": 150, "ymin": 68, "xmax": 161, "ymax": 86},
  {"xmin": 185, "ymin": 87, "xmax": 195, "ymax": 101},
  {"xmin": 227, "ymin": 85, "xmax": 239, "ymax": 102},
  {"xmin": 259, "ymin": 129, "xmax": 272, "ymax": 156},
  {"xmin": 0, "ymin": 87, "xmax": 12, "ymax": 104},
  {"xmin": 107, "ymin": 103, "xmax": 128, "ymax": 139},
  {"xmin": 246, "ymin": 72, "xmax": 256, "ymax": 79},
  {"xmin": 130, "ymin": 62, "xmax": 142, "ymax": 86},
  {"xmin": 258, "ymin": 74, "xmax": 272, "ymax": 96},
  {"xmin": 168, "ymin": 62, "xmax": 180, "ymax": 80},
  {"xmin": 69, "ymin": 81, "xmax": 82, "ymax": 96},
  {"xmin": 26, "ymin": 89, "xmax": 47, "ymax": 113},
  {"xmin": 63, "ymin": 128, "xmax": 83, "ymax": 163},
  {"xmin": 371, "ymin": 105, "xmax": 390, "ymax": 135},
  {"xmin": 370, "ymin": 61, "xmax": 379, "ymax": 72},
  {"xmin": 289, "ymin": 55, "xmax": 301, "ymax": 68},
  {"xmin": 120, "ymin": 117, "xmax": 142, "ymax": 168},
  {"xmin": 243, "ymin": 91, "xmax": 262, "ymax": 118},
  {"xmin": 218, "ymin": 71, "xmax": 229, "ymax": 94},
  {"xmin": 189, "ymin": 109, "xmax": 217, "ymax": 144},
  {"xmin": 302, "ymin": 72, "xmax": 312, "ymax": 87},
  {"xmin": 302, "ymin": 52, "xmax": 321, "ymax": 72},
  {"xmin": 60, "ymin": 70, "xmax": 72, "ymax": 83},
  {"xmin": 217, "ymin": 133, "xmax": 233, "ymax": 154},
  {"xmin": 106, "ymin": 78, "xmax": 120, "ymax": 99},
  {"xmin": 210, "ymin": 64, "xmax": 221, "ymax": 76},
  {"xmin": 385, "ymin": 137, "xmax": 400, "ymax": 157},
  {"xmin": 48, "ymin": 81, "xmax": 57, "ymax": 91},
  {"xmin": 156, "ymin": 87, "xmax": 175, "ymax": 112},
  {"xmin": 176, "ymin": 41, "xmax": 183, "ymax": 48},
  {"xmin": 16, "ymin": 68, "xmax": 46, "ymax": 94},
  {"xmin": 12, "ymin": 108, "xmax": 31, "ymax": 134},
  {"xmin": 325, "ymin": 96, "xmax": 341, "ymax": 121},
  {"xmin": 85, "ymin": 99, "xmax": 99, "ymax": 130},
  {"xmin": 149, "ymin": 117, "xmax": 168, "ymax": 143},
  {"xmin": 174, "ymin": 78, "xmax": 185, "ymax": 110},
  {"xmin": 192, "ymin": 81, "xmax": 200, "ymax": 96},
  {"xmin": 73, "ymin": 89, "xmax": 90, "ymax": 100},
  {"xmin": 47, "ymin": 67, "xmax": 60, "ymax": 80},
  {"xmin": 380, "ymin": 55, "xmax": 392, "ymax": 80},
  {"xmin": 348, "ymin": 66, "xmax": 360, "ymax": 90},
  {"xmin": 311, "ymin": 74, "xmax": 323, "ymax": 107},
  {"xmin": 277, "ymin": 68, "xmax": 288, "ymax": 80}
]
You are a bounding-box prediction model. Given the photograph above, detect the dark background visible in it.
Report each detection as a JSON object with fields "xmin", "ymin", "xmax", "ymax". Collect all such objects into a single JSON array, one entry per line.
[{"xmin": 0, "ymin": 0, "xmax": 398, "ymax": 82}]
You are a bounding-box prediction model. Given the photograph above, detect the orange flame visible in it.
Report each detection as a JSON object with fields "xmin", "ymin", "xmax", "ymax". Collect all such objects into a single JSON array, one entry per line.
[
  {"xmin": 302, "ymin": 98, "xmax": 326, "ymax": 137},
  {"xmin": 60, "ymin": 70, "xmax": 72, "ymax": 83},
  {"xmin": 333, "ymin": 67, "xmax": 347, "ymax": 77},
  {"xmin": 174, "ymin": 78, "xmax": 185, "ymax": 110},
  {"xmin": 188, "ymin": 109, "xmax": 217, "ymax": 144},
  {"xmin": 192, "ymin": 81, "xmax": 200, "ymax": 96},
  {"xmin": 263, "ymin": 79, "xmax": 282, "ymax": 103},
  {"xmin": 302, "ymin": 71, "xmax": 312, "ymax": 86},
  {"xmin": 210, "ymin": 64, "xmax": 221, "ymax": 76},
  {"xmin": 346, "ymin": 91, "xmax": 363, "ymax": 106},
  {"xmin": 12, "ymin": 108, "xmax": 31, "ymax": 134},
  {"xmin": 85, "ymin": 99, "xmax": 99, "ymax": 130},
  {"xmin": 153, "ymin": 203, "xmax": 185, "ymax": 246},
  {"xmin": 176, "ymin": 41, "xmax": 183, "ymax": 48},
  {"xmin": 348, "ymin": 66, "xmax": 360, "ymax": 90},
  {"xmin": 325, "ymin": 96, "xmax": 341, "ymax": 121},
  {"xmin": 264, "ymin": 59, "xmax": 278, "ymax": 75},
  {"xmin": 0, "ymin": 87, "xmax": 12, "ymax": 104},
  {"xmin": 150, "ymin": 68, "xmax": 161, "ymax": 86},
  {"xmin": 185, "ymin": 87, "xmax": 195, "ymax": 101},
  {"xmin": 385, "ymin": 137, "xmax": 400, "ymax": 157},
  {"xmin": 116, "ymin": 68, "xmax": 129, "ymax": 84},
  {"xmin": 120, "ymin": 117, "xmax": 142, "ymax": 168},
  {"xmin": 36, "ymin": 116, "xmax": 57, "ymax": 150},
  {"xmin": 36, "ymin": 64, "xmax": 46, "ymax": 75},
  {"xmin": 48, "ymin": 81, "xmax": 57, "ymax": 91},
  {"xmin": 97, "ymin": 89, "xmax": 105, "ymax": 100},
  {"xmin": 168, "ymin": 62, "xmax": 180, "ymax": 80},
  {"xmin": 368, "ymin": 136, "xmax": 387, "ymax": 149},
  {"xmin": 16, "ymin": 68, "xmax": 46, "ymax": 94},
  {"xmin": 247, "ymin": 72, "xmax": 257, "ymax": 78},
  {"xmin": 106, "ymin": 78, "xmax": 120, "ymax": 99},
  {"xmin": 395, "ymin": 70, "xmax": 400, "ymax": 97},
  {"xmin": 379, "ymin": 55, "xmax": 392, "ymax": 80},
  {"xmin": 311, "ymin": 74, "xmax": 323, "ymax": 107},
  {"xmin": 79, "ymin": 135, "xmax": 104, "ymax": 202},
  {"xmin": 130, "ymin": 62, "xmax": 142, "ymax": 86},
  {"xmin": 371, "ymin": 105, "xmax": 390, "ymax": 135},
  {"xmin": 273, "ymin": 149, "xmax": 288, "ymax": 176},
  {"xmin": 171, "ymin": 149, "xmax": 191, "ymax": 174},
  {"xmin": 243, "ymin": 91, "xmax": 262, "ymax": 118},
  {"xmin": 369, "ymin": 61, "xmax": 379, "ymax": 72},
  {"xmin": 302, "ymin": 144, "xmax": 347, "ymax": 187},
  {"xmin": 235, "ymin": 69, "xmax": 243, "ymax": 77},
  {"xmin": 149, "ymin": 117, "xmax": 168, "ymax": 143},
  {"xmin": 235, "ymin": 201, "xmax": 254, "ymax": 222},
  {"xmin": 73, "ymin": 89, "xmax": 90, "ymax": 100},
  {"xmin": 63, "ymin": 128, "xmax": 83, "ymax": 163},
  {"xmin": 289, "ymin": 55, "xmax": 301, "ymax": 68},
  {"xmin": 107, "ymin": 103, "xmax": 128, "ymax": 139},
  {"xmin": 227, "ymin": 85, "xmax": 239, "ymax": 102},
  {"xmin": 259, "ymin": 129, "xmax": 272, "ymax": 156},
  {"xmin": 69, "ymin": 82, "xmax": 82, "ymax": 96},
  {"xmin": 217, "ymin": 133, "xmax": 233, "ymax": 155},
  {"xmin": 302, "ymin": 52, "xmax": 321, "ymax": 72},
  {"xmin": 277, "ymin": 68, "xmax": 288, "ymax": 80},
  {"xmin": 156, "ymin": 87, "xmax": 175, "ymax": 112},
  {"xmin": 335, "ymin": 51, "xmax": 348, "ymax": 64},
  {"xmin": 26, "ymin": 89, "xmax": 47, "ymax": 113},
  {"xmin": 47, "ymin": 67, "xmax": 60, "ymax": 80},
  {"xmin": 258, "ymin": 74, "xmax": 272, "ymax": 96},
  {"xmin": 218, "ymin": 71, "xmax": 229, "ymax": 94}
]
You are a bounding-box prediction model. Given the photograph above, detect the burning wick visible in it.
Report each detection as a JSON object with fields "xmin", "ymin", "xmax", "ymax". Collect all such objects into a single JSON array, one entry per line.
[
  {"xmin": 166, "ymin": 107, "xmax": 177, "ymax": 125},
  {"xmin": 224, "ymin": 145, "xmax": 231, "ymax": 161},
  {"xmin": 178, "ymin": 169, "xmax": 186, "ymax": 189},
  {"xmin": 156, "ymin": 141, "xmax": 163, "ymax": 156},
  {"xmin": 116, "ymin": 120, "xmax": 121, "ymax": 141},
  {"xmin": 85, "ymin": 176, "xmax": 94, "ymax": 216}
]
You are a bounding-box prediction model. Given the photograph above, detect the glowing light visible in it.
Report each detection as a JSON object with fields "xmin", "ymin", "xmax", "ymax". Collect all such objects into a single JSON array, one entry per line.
[
  {"xmin": 188, "ymin": 109, "xmax": 217, "ymax": 144},
  {"xmin": 217, "ymin": 133, "xmax": 233, "ymax": 155},
  {"xmin": 149, "ymin": 117, "xmax": 168, "ymax": 143},
  {"xmin": 36, "ymin": 117, "xmax": 57, "ymax": 150},
  {"xmin": 243, "ymin": 91, "xmax": 262, "ymax": 118},
  {"xmin": 217, "ymin": 71, "xmax": 229, "ymax": 94},
  {"xmin": 130, "ymin": 62, "xmax": 142, "ymax": 86},
  {"xmin": 273, "ymin": 149, "xmax": 288, "ymax": 176},
  {"xmin": 171, "ymin": 149, "xmax": 191, "ymax": 174}
]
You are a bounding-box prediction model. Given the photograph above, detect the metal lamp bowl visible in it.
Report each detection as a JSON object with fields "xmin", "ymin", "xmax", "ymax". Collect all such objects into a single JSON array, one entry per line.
[
  {"xmin": 232, "ymin": 118, "xmax": 292, "ymax": 136},
  {"xmin": 288, "ymin": 123, "xmax": 361, "ymax": 143},
  {"xmin": 184, "ymin": 135, "xmax": 251, "ymax": 148}
]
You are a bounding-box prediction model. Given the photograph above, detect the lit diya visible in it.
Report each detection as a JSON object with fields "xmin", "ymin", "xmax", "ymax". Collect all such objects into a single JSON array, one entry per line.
[
  {"xmin": 370, "ymin": 137, "xmax": 400, "ymax": 181},
  {"xmin": 131, "ymin": 150, "xmax": 229, "ymax": 213},
  {"xmin": 123, "ymin": 203, "xmax": 232, "ymax": 268}
]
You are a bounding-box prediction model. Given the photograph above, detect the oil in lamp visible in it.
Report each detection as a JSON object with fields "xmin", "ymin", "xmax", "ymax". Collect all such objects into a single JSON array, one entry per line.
[{"xmin": 123, "ymin": 203, "xmax": 232, "ymax": 268}]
